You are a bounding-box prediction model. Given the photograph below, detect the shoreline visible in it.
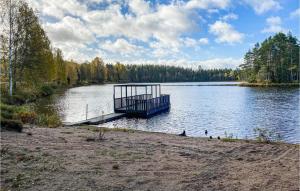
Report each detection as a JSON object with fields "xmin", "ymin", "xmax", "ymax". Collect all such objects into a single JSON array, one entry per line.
[
  {"xmin": 1, "ymin": 126, "xmax": 299, "ymax": 190},
  {"xmin": 72, "ymin": 82, "xmax": 300, "ymax": 87},
  {"xmin": 238, "ymin": 82, "xmax": 300, "ymax": 87}
]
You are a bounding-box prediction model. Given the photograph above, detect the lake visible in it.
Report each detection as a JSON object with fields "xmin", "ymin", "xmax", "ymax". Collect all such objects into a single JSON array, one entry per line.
[{"xmin": 34, "ymin": 82, "xmax": 300, "ymax": 143}]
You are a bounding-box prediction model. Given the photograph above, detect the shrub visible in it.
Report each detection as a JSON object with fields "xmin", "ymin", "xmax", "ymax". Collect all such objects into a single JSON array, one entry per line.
[
  {"xmin": 17, "ymin": 111, "xmax": 37, "ymax": 124},
  {"xmin": 39, "ymin": 85, "xmax": 54, "ymax": 96},
  {"xmin": 1, "ymin": 110, "xmax": 13, "ymax": 119},
  {"xmin": 0, "ymin": 119, "xmax": 23, "ymax": 132},
  {"xmin": 36, "ymin": 114, "xmax": 61, "ymax": 128},
  {"xmin": 0, "ymin": 103, "xmax": 18, "ymax": 119},
  {"xmin": 50, "ymin": 83, "xmax": 58, "ymax": 89},
  {"xmin": 222, "ymin": 131, "xmax": 238, "ymax": 142},
  {"xmin": 11, "ymin": 94, "xmax": 27, "ymax": 105},
  {"xmin": 98, "ymin": 129, "xmax": 105, "ymax": 141},
  {"xmin": 2, "ymin": 93, "xmax": 35, "ymax": 105},
  {"xmin": 254, "ymin": 128, "xmax": 272, "ymax": 143}
]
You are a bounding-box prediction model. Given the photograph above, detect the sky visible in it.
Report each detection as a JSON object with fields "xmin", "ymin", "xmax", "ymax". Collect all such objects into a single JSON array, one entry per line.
[{"xmin": 27, "ymin": 0, "xmax": 299, "ymax": 69}]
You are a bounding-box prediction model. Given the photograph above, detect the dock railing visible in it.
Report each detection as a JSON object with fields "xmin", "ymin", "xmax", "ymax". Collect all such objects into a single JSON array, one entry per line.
[
  {"xmin": 114, "ymin": 94, "xmax": 153, "ymax": 110},
  {"xmin": 113, "ymin": 84, "xmax": 170, "ymax": 117},
  {"xmin": 123, "ymin": 94, "xmax": 170, "ymax": 114}
]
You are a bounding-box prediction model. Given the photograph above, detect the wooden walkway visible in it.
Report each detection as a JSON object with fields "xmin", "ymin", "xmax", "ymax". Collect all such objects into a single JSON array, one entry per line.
[{"xmin": 63, "ymin": 113, "xmax": 127, "ymax": 126}]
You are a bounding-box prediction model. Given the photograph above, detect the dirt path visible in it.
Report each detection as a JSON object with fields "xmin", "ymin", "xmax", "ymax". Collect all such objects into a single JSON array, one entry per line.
[{"xmin": 1, "ymin": 126, "xmax": 299, "ymax": 191}]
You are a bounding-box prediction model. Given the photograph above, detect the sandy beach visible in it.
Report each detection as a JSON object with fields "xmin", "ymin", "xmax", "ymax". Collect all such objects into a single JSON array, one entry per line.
[{"xmin": 1, "ymin": 126, "xmax": 299, "ymax": 191}]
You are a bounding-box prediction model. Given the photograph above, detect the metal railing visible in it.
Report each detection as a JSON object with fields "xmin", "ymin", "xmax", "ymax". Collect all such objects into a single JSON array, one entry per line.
[
  {"xmin": 114, "ymin": 94, "xmax": 153, "ymax": 110},
  {"xmin": 115, "ymin": 94, "xmax": 170, "ymax": 113}
]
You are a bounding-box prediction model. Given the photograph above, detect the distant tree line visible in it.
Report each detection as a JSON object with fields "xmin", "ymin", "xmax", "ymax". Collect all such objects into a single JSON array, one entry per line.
[
  {"xmin": 239, "ymin": 32, "xmax": 299, "ymax": 83},
  {"xmin": 79, "ymin": 62, "xmax": 237, "ymax": 84},
  {"xmin": 0, "ymin": 0, "xmax": 238, "ymax": 97}
]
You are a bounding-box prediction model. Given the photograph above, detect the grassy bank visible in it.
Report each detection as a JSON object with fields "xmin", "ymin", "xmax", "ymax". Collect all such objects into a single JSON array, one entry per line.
[
  {"xmin": 1, "ymin": 126, "xmax": 299, "ymax": 191},
  {"xmin": 239, "ymin": 82, "xmax": 300, "ymax": 87},
  {"xmin": 0, "ymin": 84, "xmax": 66, "ymax": 131}
]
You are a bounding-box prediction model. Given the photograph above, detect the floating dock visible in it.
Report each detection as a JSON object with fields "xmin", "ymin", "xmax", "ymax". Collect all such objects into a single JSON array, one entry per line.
[
  {"xmin": 63, "ymin": 113, "xmax": 127, "ymax": 126},
  {"xmin": 64, "ymin": 84, "xmax": 170, "ymax": 126},
  {"xmin": 114, "ymin": 84, "xmax": 170, "ymax": 118}
]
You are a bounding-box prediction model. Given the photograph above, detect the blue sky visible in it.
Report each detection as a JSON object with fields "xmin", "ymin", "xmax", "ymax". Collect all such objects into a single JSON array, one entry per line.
[{"xmin": 28, "ymin": 0, "xmax": 299, "ymax": 69}]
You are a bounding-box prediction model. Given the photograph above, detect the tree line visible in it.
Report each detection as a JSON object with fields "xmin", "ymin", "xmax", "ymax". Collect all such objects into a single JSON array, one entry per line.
[
  {"xmin": 239, "ymin": 32, "xmax": 299, "ymax": 83},
  {"xmin": 0, "ymin": 0, "xmax": 237, "ymax": 97},
  {"xmin": 2, "ymin": 1, "xmax": 298, "ymax": 99}
]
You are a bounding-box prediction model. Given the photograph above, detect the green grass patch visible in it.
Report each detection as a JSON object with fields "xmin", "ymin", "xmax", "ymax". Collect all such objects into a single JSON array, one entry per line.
[
  {"xmin": 1, "ymin": 102, "xmax": 61, "ymax": 128},
  {"xmin": 36, "ymin": 114, "xmax": 61, "ymax": 128}
]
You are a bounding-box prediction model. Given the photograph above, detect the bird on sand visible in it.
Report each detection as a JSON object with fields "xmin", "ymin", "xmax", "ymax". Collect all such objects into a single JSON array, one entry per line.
[
  {"xmin": 179, "ymin": 130, "xmax": 186, "ymax": 136},
  {"xmin": 209, "ymin": 136, "xmax": 213, "ymax": 139},
  {"xmin": 217, "ymin": 136, "xmax": 220, "ymax": 140}
]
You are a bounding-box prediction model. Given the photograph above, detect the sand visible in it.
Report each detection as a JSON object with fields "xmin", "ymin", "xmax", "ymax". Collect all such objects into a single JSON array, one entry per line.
[{"xmin": 1, "ymin": 126, "xmax": 299, "ymax": 191}]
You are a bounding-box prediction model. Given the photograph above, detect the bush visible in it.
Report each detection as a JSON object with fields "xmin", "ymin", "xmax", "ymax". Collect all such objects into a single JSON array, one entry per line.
[
  {"xmin": 17, "ymin": 111, "xmax": 37, "ymax": 124},
  {"xmin": 1, "ymin": 91, "xmax": 37, "ymax": 105},
  {"xmin": 254, "ymin": 128, "xmax": 273, "ymax": 143},
  {"xmin": 50, "ymin": 83, "xmax": 58, "ymax": 89},
  {"xmin": 1, "ymin": 103, "xmax": 18, "ymax": 119},
  {"xmin": 39, "ymin": 85, "xmax": 54, "ymax": 96},
  {"xmin": 36, "ymin": 114, "xmax": 61, "ymax": 128},
  {"xmin": 1, "ymin": 110, "xmax": 13, "ymax": 119},
  {"xmin": 0, "ymin": 119, "xmax": 23, "ymax": 132},
  {"xmin": 11, "ymin": 94, "xmax": 26, "ymax": 105}
]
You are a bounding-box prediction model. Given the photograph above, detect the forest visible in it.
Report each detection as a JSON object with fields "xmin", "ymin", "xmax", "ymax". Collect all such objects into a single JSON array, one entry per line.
[
  {"xmin": 1, "ymin": 1, "xmax": 299, "ymax": 100},
  {"xmin": 0, "ymin": 0, "xmax": 237, "ymax": 99},
  {"xmin": 239, "ymin": 32, "xmax": 299, "ymax": 83}
]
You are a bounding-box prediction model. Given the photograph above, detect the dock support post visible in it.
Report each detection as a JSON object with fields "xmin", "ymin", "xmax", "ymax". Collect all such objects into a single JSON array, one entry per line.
[
  {"xmin": 86, "ymin": 104, "xmax": 88, "ymax": 120},
  {"xmin": 121, "ymin": 86, "xmax": 123, "ymax": 107},
  {"xmin": 131, "ymin": 86, "xmax": 133, "ymax": 111},
  {"xmin": 125, "ymin": 86, "xmax": 128, "ymax": 111},
  {"xmin": 159, "ymin": 85, "xmax": 161, "ymax": 97},
  {"xmin": 113, "ymin": 86, "xmax": 115, "ymax": 110}
]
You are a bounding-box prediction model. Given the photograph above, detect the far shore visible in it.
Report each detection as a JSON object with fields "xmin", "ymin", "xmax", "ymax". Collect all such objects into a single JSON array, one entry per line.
[
  {"xmin": 66, "ymin": 81, "xmax": 300, "ymax": 87},
  {"xmin": 1, "ymin": 126, "xmax": 299, "ymax": 191},
  {"xmin": 162, "ymin": 82, "xmax": 299, "ymax": 87}
]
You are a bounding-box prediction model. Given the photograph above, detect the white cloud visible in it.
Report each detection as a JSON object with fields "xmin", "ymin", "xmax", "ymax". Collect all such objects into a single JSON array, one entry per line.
[
  {"xmin": 24, "ymin": 0, "xmax": 244, "ymax": 68},
  {"xmin": 262, "ymin": 16, "xmax": 286, "ymax": 33},
  {"xmin": 290, "ymin": 8, "xmax": 300, "ymax": 18},
  {"xmin": 83, "ymin": 3, "xmax": 194, "ymax": 50},
  {"xmin": 209, "ymin": 21, "xmax": 244, "ymax": 44},
  {"xmin": 100, "ymin": 38, "xmax": 143, "ymax": 55},
  {"xmin": 27, "ymin": 0, "xmax": 87, "ymax": 19},
  {"xmin": 41, "ymin": 16, "xmax": 96, "ymax": 62},
  {"xmin": 53, "ymin": 42, "xmax": 105, "ymax": 62},
  {"xmin": 221, "ymin": 13, "xmax": 238, "ymax": 21},
  {"xmin": 185, "ymin": 0, "xmax": 231, "ymax": 10},
  {"xmin": 181, "ymin": 37, "xmax": 209, "ymax": 47},
  {"xmin": 44, "ymin": 16, "xmax": 95, "ymax": 44},
  {"xmin": 129, "ymin": 0, "xmax": 151, "ymax": 16},
  {"xmin": 244, "ymin": 0, "xmax": 281, "ymax": 14},
  {"xmin": 198, "ymin": 38, "xmax": 209, "ymax": 45}
]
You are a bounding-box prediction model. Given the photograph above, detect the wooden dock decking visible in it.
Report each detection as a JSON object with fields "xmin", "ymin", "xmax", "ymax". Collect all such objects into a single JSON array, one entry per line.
[{"xmin": 63, "ymin": 113, "xmax": 127, "ymax": 126}]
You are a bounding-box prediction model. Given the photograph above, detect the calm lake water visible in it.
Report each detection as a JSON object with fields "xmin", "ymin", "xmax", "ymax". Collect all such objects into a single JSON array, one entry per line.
[{"xmin": 34, "ymin": 82, "xmax": 300, "ymax": 143}]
